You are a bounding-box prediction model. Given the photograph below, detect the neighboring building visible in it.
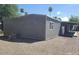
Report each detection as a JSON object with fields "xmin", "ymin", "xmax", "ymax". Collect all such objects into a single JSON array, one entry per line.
[
  {"xmin": 3, "ymin": 14, "xmax": 61, "ymax": 40},
  {"xmin": 59, "ymin": 22, "xmax": 79, "ymax": 37}
]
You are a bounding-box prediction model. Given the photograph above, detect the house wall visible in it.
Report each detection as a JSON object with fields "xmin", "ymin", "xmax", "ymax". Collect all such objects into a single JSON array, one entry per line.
[
  {"xmin": 3, "ymin": 15, "xmax": 46, "ymax": 40},
  {"xmin": 45, "ymin": 17, "xmax": 60, "ymax": 40}
]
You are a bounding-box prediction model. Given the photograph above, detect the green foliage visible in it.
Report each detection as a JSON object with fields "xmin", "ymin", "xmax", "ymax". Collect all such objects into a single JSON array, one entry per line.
[
  {"xmin": 0, "ymin": 4, "xmax": 19, "ymax": 19},
  {"xmin": 69, "ymin": 16, "xmax": 79, "ymax": 23}
]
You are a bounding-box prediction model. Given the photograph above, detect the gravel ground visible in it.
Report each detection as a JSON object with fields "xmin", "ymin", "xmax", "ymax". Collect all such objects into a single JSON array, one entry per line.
[{"xmin": 0, "ymin": 36, "xmax": 79, "ymax": 55}]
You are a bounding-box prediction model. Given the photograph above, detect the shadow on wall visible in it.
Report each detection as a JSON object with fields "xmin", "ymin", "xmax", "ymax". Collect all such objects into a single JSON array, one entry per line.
[{"xmin": 0, "ymin": 36, "xmax": 43, "ymax": 43}]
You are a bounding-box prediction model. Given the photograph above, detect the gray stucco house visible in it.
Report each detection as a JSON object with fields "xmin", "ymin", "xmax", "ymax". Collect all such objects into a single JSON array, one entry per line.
[{"xmin": 3, "ymin": 14, "xmax": 61, "ymax": 40}]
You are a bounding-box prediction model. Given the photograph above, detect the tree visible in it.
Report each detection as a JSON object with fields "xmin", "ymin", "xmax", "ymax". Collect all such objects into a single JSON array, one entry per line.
[
  {"xmin": 48, "ymin": 7, "xmax": 53, "ymax": 17},
  {"xmin": 20, "ymin": 8, "xmax": 24, "ymax": 13},
  {"xmin": 20, "ymin": 8, "xmax": 28, "ymax": 15},
  {"xmin": 69, "ymin": 16, "xmax": 79, "ymax": 23},
  {"xmin": 0, "ymin": 4, "xmax": 19, "ymax": 20},
  {"xmin": 0, "ymin": 4, "xmax": 19, "ymax": 30}
]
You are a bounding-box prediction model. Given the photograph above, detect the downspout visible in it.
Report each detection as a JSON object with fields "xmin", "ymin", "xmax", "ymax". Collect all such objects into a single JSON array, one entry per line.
[{"xmin": 45, "ymin": 15, "xmax": 47, "ymax": 40}]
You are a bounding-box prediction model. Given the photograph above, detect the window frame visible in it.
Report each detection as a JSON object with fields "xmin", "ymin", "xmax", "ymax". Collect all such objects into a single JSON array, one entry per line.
[{"xmin": 49, "ymin": 22, "xmax": 53, "ymax": 29}]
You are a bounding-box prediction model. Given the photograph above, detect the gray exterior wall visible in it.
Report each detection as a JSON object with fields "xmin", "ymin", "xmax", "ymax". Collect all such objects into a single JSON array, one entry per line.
[
  {"xmin": 3, "ymin": 14, "xmax": 60, "ymax": 40},
  {"xmin": 3, "ymin": 15, "xmax": 46, "ymax": 40},
  {"xmin": 45, "ymin": 17, "xmax": 60, "ymax": 40}
]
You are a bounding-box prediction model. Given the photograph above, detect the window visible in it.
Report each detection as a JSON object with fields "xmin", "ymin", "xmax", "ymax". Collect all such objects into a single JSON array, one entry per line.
[{"xmin": 50, "ymin": 22, "xmax": 53, "ymax": 29}]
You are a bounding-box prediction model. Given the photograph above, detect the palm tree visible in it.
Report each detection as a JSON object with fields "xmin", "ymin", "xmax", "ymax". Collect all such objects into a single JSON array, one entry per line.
[
  {"xmin": 20, "ymin": 8, "xmax": 24, "ymax": 13},
  {"xmin": 48, "ymin": 7, "xmax": 53, "ymax": 17},
  {"xmin": 20, "ymin": 8, "xmax": 28, "ymax": 15}
]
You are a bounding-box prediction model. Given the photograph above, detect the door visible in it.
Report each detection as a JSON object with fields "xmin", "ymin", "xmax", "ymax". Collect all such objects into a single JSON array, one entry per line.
[{"xmin": 61, "ymin": 26, "xmax": 65, "ymax": 35}]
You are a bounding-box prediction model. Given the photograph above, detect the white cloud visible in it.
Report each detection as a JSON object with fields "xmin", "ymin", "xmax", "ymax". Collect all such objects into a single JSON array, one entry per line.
[
  {"xmin": 57, "ymin": 11, "xmax": 61, "ymax": 15},
  {"xmin": 60, "ymin": 17, "xmax": 69, "ymax": 21}
]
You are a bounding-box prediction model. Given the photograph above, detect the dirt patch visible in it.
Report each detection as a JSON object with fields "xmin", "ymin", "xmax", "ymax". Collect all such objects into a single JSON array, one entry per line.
[{"xmin": 0, "ymin": 36, "xmax": 79, "ymax": 55}]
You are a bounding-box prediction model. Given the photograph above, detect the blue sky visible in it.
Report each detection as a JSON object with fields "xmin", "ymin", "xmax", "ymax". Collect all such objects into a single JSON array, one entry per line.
[{"xmin": 18, "ymin": 4, "xmax": 79, "ymax": 21}]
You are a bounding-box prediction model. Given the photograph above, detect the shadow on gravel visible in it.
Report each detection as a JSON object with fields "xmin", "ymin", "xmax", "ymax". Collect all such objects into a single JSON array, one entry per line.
[{"xmin": 0, "ymin": 36, "xmax": 43, "ymax": 43}]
